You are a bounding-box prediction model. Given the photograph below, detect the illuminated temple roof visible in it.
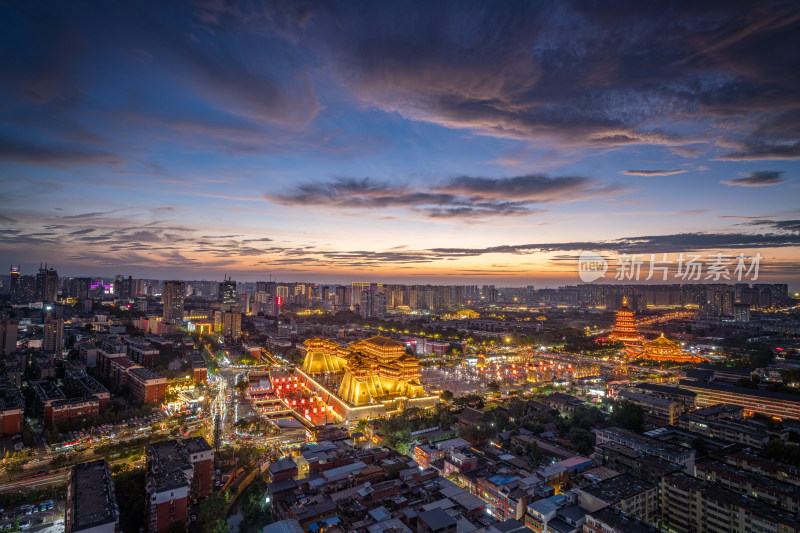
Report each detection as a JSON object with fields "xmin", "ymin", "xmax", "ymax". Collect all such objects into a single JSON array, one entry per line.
[
  {"xmin": 641, "ymin": 333, "xmax": 704, "ymax": 363},
  {"xmin": 300, "ymin": 334, "xmax": 425, "ymax": 406},
  {"xmin": 355, "ymin": 335, "xmax": 405, "ymax": 349},
  {"xmin": 644, "ymin": 333, "xmax": 681, "ymax": 351}
]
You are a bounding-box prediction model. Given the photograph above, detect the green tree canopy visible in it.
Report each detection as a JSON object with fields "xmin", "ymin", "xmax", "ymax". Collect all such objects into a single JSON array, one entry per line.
[{"xmin": 609, "ymin": 400, "xmax": 644, "ymax": 432}]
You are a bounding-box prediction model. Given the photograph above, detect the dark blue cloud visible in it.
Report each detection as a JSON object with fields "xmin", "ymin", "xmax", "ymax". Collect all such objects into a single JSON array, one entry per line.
[
  {"xmin": 722, "ymin": 171, "xmax": 789, "ymax": 187},
  {"xmin": 267, "ymin": 174, "xmax": 631, "ymax": 218},
  {"xmin": 2, "ymin": 0, "xmax": 798, "ymax": 168},
  {"xmin": 267, "ymin": 0, "xmax": 800, "ymax": 158}
]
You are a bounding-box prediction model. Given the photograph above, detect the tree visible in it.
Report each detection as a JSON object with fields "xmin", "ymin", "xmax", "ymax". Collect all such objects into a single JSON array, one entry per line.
[
  {"xmin": 3, "ymin": 452, "xmax": 23, "ymax": 481},
  {"xmin": 764, "ymin": 382, "xmax": 800, "ymax": 394},
  {"xmin": 285, "ymin": 348, "xmax": 303, "ymax": 364},
  {"xmin": 763, "ymin": 439, "xmax": 800, "ymax": 466},
  {"xmin": 530, "ymin": 441, "xmax": 542, "ymax": 461},
  {"xmin": 45, "ymin": 424, "xmax": 60, "ymax": 444},
  {"xmin": 569, "ymin": 428, "xmax": 595, "ymax": 455},
  {"xmin": 210, "ymin": 521, "xmax": 232, "ymax": 533},
  {"xmin": 198, "ymin": 492, "xmax": 230, "ymax": 532},
  {"xmin": 440, "ymin": 390, "xmax": 454, "ymax": 403},
  {"xmin": 49, "ymin": 455, "xmax": 68, "ymax": 469},
  {"xmin": 507, "ymin": 397, "xmax": 526, "ymax": 421},
  {"xmin": 734, "ymin": 378, "xmax": 759, "ymax": 389},
  {"xmin": 780, "ymin": 369, "xmax": 800, "ymax": 387},
  {"xmin": 609, "ymin": 400, "xmax": 644, "ymax": 432},
  {"xmin": 570, "ymin": 405, "xmax": 607, "ymax": 430},
  {"xmin": 114, "ymin": 468, "xmax": 146, "ymax": 533},
  {"xmin": 21, "ymin": 420, "xmax": 35, "ymax": 447},
  {"xmin": 748, "ymin": 346, "xmax": 775, "ymax": 369},
  {"xmin": 487, "ymin": 381, "xmax": 500, "ymax": 394},
  {"xmin": 437, "ymin": 409, "xmax": 455, "ymax": 429},
  {"xmin": 453, "ymin": 394, "xmax": 484, "ymax": 409},
  {"xmin": 384, "ymin": 429, "xmax": 413, "ymax": 454},
  {"xmin": 239, "ymin": 477, "xmax": 273, "ymax": 532},
  {"xmin": 459, "ymin": 423, "xmax": 495, "ymax": 447}
]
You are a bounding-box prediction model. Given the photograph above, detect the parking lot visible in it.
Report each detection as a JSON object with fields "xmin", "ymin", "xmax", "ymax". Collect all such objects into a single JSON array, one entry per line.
[
  {"xmin": 0, "ymin": 500, "xmax": 62, "ymax": 531},
  {"xmin": 52, "ymin": 412, "xmax": 166, "ymax": 451}
]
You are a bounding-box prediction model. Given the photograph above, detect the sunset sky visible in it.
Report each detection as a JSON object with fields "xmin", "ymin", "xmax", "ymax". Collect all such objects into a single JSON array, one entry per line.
[{"xmin": 1, "ymin": 1, "xmax": 799, "ymax": 287}]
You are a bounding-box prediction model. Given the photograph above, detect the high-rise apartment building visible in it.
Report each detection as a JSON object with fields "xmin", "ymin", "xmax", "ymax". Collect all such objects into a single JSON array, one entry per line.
[
  {"xmin": 9, "ymin": 265, "xmax": 19, "ymax": 298},
  {"xmin": 0, "ymin": 319, "xmax": 17, "ymax": 356},
  {"xmin": 43, "ymin": 317, "xmax": 64, "ymax": 355},
  {"xmin": 334, "ymin": 286, "xmax": 350, "ymax": 310},
  {"xmin": 162, "ymin": 281, "xmax": 185, "ymax": 322},
  {"xmin": 132, "ymin": 278, "xmax": 146, "ymax": 296},
  {"xmin": 351, "ymin": 282, "xmax": 370, "ymax": 310},
  {"xmin": 36, "ymin": 264, "xmax": 59, "ymax": 302},
  {"xmin": 63, "ymin": 277, "xmax": 92, "ymax": 300},
  {"xmin": 218, "ymin": 276, "xmax": 237, "ymax": 305},
  {"xmin": 452, "ymin": 285, "xmax": 464, "ymax": 308},
  {"xmin": 360, "ymin": 283, "xmax": 386, "ymax": 319},
  {"xmin": 237, "ymin": 292, "xmax": 250, "ymax": 314},
  {"xmin": 254, "ymin": 291, "xmax": 277, "ymax": 315},
  {"xmin": 733, "ymin": 302, "xmax": 751, "ymax": 322},
  {"xmin": 214, "ymin": 305, "xmax": 241, "ymax": 339},
  {"xmin": 482, "ymin": 285, "xmax": 498, "ymax": 304},
  {"xmin": 114, "ymin": 275, "xmax": 132, "ymax": 299},
  {"xmin": 11, "ymin": 272, "xmax": 36, "ymax": 303}
]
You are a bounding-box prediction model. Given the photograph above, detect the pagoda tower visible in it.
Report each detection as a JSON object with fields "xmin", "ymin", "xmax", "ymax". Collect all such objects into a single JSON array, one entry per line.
[{"xmin": 611, "ymin": 296, "xmax": 641, "ymax": 344}]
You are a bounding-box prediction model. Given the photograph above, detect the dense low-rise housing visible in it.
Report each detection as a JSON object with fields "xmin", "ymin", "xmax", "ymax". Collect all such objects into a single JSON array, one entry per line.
[{"xmin": 594, "ymin": 426, "xmax": 695, "ymax": 473}]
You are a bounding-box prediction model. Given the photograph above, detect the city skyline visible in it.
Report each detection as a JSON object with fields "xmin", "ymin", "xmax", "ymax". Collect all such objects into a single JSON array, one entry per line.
[
  {"xmin": 8, "ymin": 264, "xmax": 798, "ymax": 297},
  {"xmin": 1, "ymin": 1, "xmax": 799, "ymax": 285}
]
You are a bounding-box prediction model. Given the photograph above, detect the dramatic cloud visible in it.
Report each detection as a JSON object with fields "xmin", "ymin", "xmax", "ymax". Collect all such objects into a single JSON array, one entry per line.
[
  {"xmin": 622, "ymin": 170, "xmax": 687, "ymax": 176},
  {"xmin": 0, "ymin": 1, "xmax": 320, "ymax": 165},
  {"xmin": 259, "ymin": 1, "xmax": 800, "ymax": 159},
  {"xmin": 717, "ymin": 140, "xmax": 800, "ymax": 161},
  {"xmin": 268, "ymin": 174, "xmax": 629, "ymax": 218},
  {"xmin": 428, "ymin": 232, "xmax": 800, "ymax": 257},
  {"xmin": 721, "ymin": 171, "xmax": 789, "ymax": 187},
  {"xmin": 439, "ymin": 175, "xmax": 608, "ymax": 201},
  {"xmin": 746, "ymin": 219, "xmax": 800, "ymax": 233},
  {"xmin": 0, "ymin": 135, "xmax": 119, "ymax": 167}
]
